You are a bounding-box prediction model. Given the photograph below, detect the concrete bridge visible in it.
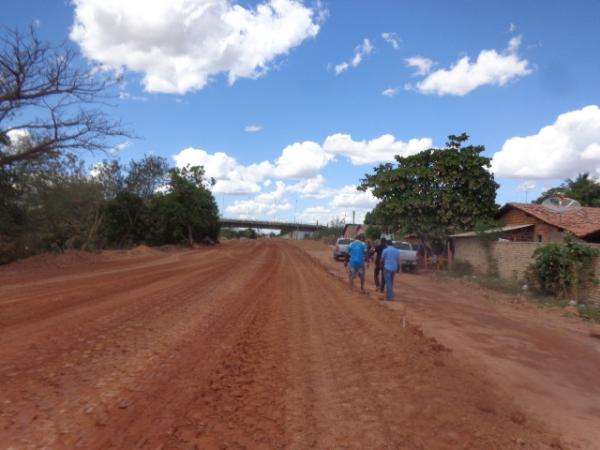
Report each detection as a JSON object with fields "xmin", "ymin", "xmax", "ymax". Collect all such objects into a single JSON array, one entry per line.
[{"xmin": 219, "ymin": 217, "xmax": 324, "ymax": 233}]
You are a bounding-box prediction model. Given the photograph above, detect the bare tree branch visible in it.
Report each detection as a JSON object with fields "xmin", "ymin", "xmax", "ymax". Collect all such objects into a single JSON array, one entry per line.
[{"xmin": 0, "ymin": 26, "xmax": 132, "ymax": 167}]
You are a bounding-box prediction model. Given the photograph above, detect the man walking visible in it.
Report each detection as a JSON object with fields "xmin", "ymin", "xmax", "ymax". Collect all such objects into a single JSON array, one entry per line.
[
  {"xmin": 373, "ymin": 238, "xmax": 387, "ymax": 293},
  {"xmin": 345, "ymin": 234, "xmax": 368, "ymax": 292},
  {"xmin": 381, "ymin": 242, "xmax": 401, "ymax": 301}
]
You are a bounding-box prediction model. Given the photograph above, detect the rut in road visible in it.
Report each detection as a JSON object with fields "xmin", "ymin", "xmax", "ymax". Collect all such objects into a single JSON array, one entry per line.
[{"xmin": 0, "ymin": 241, "xmax": 558, "ymax": 449}]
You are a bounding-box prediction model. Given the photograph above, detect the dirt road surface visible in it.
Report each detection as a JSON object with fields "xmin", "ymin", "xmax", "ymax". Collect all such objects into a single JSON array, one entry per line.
[
  {"xmin": 301, "ymin": 240, "xmax": 600, "ymax": 450},
  {"xmin": 0, "ymin": 240, "xmax": 573, "ymax": 449}
]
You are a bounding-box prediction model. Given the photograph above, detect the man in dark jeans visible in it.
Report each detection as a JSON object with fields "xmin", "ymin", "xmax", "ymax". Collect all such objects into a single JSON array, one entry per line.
[{"xmin": 374, "ymin": 238, "xmax": 387, "ymax": 293}]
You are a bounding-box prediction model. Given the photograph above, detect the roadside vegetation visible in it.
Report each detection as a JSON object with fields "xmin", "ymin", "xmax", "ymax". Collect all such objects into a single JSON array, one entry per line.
[
  {"xmin": 0, "ymin": 154, "xmax": 220, "ymax": 264},
  {"xmin": 0, "ymin": 28, "xmax": 220, "ymax": 264},
  {"xmin": 448, "ymin": 250, "xmax": 600, "ymax": 324}
]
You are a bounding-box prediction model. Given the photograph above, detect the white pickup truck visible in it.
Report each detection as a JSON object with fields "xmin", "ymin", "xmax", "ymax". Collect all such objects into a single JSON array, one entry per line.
[
  {"xmin": 392, "ymin": 241, "xmax": 417, "ymax": 272},
  {"xmin": 333, "ymin": 237, "xmax": 354, "ymax": 261}
]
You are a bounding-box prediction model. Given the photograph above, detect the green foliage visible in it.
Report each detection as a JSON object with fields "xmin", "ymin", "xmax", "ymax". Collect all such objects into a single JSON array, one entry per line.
[
  {"xmin": 220, "ymin": 228, "xmax": 258, "ymax": 239},
  {"xmin": 531, "ymin": 235, "xmax": 600, "ymax": 301},
  {"xmin": 534, "ymin": 172, "xmax": 600, "ymax": 207},
  {"xmin": 103, "ymin": 191, "xmax": 147, "ymax": 246},
  {"xmin": 449, "ymin": 260, "xmax": 474, "ymax": 277},
  {"xmin": 145, "ymin": 166, "xmax": 220, "ymax": 246},
  {"xmin": 0, "ymin": 154, "xmax": 220, "ymax": 264},
  {"xmin": 311, "ymin": 226, "xmax": 344, "ymax": 244},
  {"xmin": 365, "ymin": 225, "xmax": 382, "ymax": 241},
  {"xmin": 360, "ymin": 133, "xmax": 499, "ymax": 250}
]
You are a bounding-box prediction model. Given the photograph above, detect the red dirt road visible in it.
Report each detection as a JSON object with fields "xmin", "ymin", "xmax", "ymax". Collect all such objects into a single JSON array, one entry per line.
[
  {"xmin": 0, "ymin": 241, "xmax": 565, "ymax": 449},
  {"xmin": 301, "ymin": 241, "xmax": 600, "ymax": 450}
]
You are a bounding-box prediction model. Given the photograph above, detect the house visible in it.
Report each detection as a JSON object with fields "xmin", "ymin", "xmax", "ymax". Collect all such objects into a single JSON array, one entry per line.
[{"xmin": 496, "ymin": 203, "xmax": 600, "ymax": 243}]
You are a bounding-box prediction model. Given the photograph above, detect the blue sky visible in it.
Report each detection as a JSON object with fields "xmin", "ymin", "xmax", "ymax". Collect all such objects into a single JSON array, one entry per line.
[{"xmin": 5, "ymin": 0, "xmax": 600, "ymax": 224}]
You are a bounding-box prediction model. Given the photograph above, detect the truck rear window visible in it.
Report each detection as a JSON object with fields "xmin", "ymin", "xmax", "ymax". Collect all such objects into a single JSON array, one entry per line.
[
  {"xmin": 337, "ymin": 239, "xmax": 353, "ymax": 245},
  {"xmin": 393, "ymin": 242, "xmax": 412, "ymax": 250}
]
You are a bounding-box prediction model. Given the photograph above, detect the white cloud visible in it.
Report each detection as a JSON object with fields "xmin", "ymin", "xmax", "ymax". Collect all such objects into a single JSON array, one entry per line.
[
  {"xmin": 323, "ymin": 133, "xmax": 433, "ymax": 165},
  {"xmin": 412, "ymin": 37, "xmax": 531, "ymax": 96},
  {"xmin": 381, "ymin": 32, "xmax": 400, "ymax": 50},
  {"xmin": 405, "ymin": 56, "xmax": 434, "ymax": 76},
  {"xmin": 226, "ymin": 198, "xmax": 291, "ymax": 217},
  {"xmin": 509, "ymin": 23, "xmax": 516, "ymax": 33},
  {"xmin": 226, "ymin": 181, "xmax": 291, "ymax": 217},
  {"xmin": 491, "ymin": 105, "xmax": 600, "ymax": 179},
  {"xmin": 111, "ymin": 141, "xmax": 131, "ymax": 153},
  {"xmin": 244, "ymin": 125, "xmax": 262, "ymax": 132},
  {"xmin": 382, "ymin": 87, "xmax": 398, "ymax": 97},
  {"xmin": 298, "ymin": 186, "xmax": 378, "ymax": 224},
  {"xmin": 255, "ymin": 180, "xmax": 286, "ymax": 202},
  {"xmin": 4, "ymin": 129, "xmax": 33, "ymax": 155},
  {"xmin": 71, "ymin": 0, "xmax": 320, "ymax": 94},
  {"xmin": 331, "ymin": 185, "xmax": 378, "ymax": 209},
  {"xmin": 517, "ymin": 181, "xmax": 536, "ymax": 192},
  {"xmin": 173, "ymin": 147, "xmax": 273, "ymax": 194},
  {"xmin": 334, "ymin": 38, "xmax": 374, "ymax": 75},
  {"xmin": 274, "ymin": 141, "xmax": 333, "ymax": 178},
  {"xmin": 287, "ymin": 174, "xmax": 333, "ymax": 198}
]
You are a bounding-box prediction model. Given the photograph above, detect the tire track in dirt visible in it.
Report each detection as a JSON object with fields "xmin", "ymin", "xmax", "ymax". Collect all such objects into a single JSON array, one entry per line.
[{"xmin": 0, "ymin": 240, "xmax": 562, "ymax": 449}]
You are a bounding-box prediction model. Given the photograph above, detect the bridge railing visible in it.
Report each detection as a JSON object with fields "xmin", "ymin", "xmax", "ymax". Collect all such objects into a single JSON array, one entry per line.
[{"xmin": 219, "ymin": 217, "xmax": 324, "ymax": 229}]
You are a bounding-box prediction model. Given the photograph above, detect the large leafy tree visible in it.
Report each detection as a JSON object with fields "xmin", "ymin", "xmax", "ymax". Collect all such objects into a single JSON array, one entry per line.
[
  {"xmin": 360, "ymin": 133, "xmax": 499, "ymax": 249},
  {"xmin": 534, "ymin": 173, "xmax": 600, "ymax": 207},
  {"xmin": 146, "ymin": 166, "xmax": 220, "ymax": 246}
]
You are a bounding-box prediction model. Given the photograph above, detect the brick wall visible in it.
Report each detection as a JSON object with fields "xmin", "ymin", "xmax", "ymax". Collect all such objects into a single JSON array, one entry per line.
[
  {"xmin": 452, "ymin": 237, "xmax": 600, "ymax": 305},
  {"xmin": 500, "ymin": 209, "xmax": 564, "ymax": 242}
]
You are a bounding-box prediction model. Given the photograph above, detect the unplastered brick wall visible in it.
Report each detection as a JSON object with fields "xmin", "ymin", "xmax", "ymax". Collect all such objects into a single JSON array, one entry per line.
[
  {"xmin": 453, "ymin": 238, "xmax": 541, "ymax": 279},
  {"xmin": 452, "ymin": 238, "xmax": 600, "ymax": 305}
]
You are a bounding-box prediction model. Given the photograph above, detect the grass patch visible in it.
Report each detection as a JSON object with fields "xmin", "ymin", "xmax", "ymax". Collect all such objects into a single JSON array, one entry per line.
[{"xmin": 445, "ymin": 265, "xmax": 600, "ymax": 323}]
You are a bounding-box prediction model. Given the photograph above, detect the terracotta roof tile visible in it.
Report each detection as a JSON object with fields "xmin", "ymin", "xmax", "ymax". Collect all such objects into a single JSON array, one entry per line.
[{"xmin": 499, "ymin": 203, "xmax": 600, "ymax": 237}]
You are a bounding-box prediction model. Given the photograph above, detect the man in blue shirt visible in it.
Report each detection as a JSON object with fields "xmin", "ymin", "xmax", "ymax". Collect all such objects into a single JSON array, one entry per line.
[
  {"xmin": 345, "ymin": 234, "xmax": 368, "ymax": 292},
  {"xmin": 381, "ymin": 243, "xmax": 401, "ymax": 301}
]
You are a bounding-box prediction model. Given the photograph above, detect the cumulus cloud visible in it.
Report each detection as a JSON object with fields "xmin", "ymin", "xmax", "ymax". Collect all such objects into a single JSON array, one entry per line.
[
  {"xmin": 173, "ymin": 147, "xmax": 273, "ymax": 194},
  {"xmin": 405, "ymin": 56, "xmax": 434, "ymax": 76},
  {"xmin": 381, "ymin": 87, "xmax": 398, "ymax": 97},
  {"xmin": 287, "ymin": 174, "xmax": 333, "ymax": 198},
  {"xmin": 70, "ymin": 0, "xmax": 321, "ymax": 94},
  {"xmin": 411, "ymin": 37, "xmax": 531, "ymax": 96},
  {"xmin": 244, "ymin": 125, "xmax": 262, "ymax": 132},
  {"xmin": 299, "ymin": 186, "xmax": 378, "ymax": 224},
  {"xmin": 381, "ymin": 32, "xmax": 400, "ymax": 50},
  {"xmin": 330, "ymin": 185, "xmax": 378, "ymax": 209},
  {"xmin": 334, "ymin": 38, "xmax": 374, "ymax": 75},
  {"xmin": 4, "ymin": 129, "xmax": 33, "ymax": 155},
  {"xmin": 491, "ymin": 105, "xmax": 600, "ymax": 179},
  {"xmin": 323, "ymin": 133, "xmax": 433, "ymax": 165},
  {"xmin": 226, "ymin": 197, "xmax": 291, "ymax": 217},
  {"xmin": 273, "ymin": 141, "xmax": 333, "ymax": 178}
]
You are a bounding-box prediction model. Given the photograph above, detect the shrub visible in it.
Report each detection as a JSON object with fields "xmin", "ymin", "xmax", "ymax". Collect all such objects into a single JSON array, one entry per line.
[
  {"xmin": 531, "ymin": 235, "xmax": 600, "ymax": 302},
  {"xmin": 450, "ymin": 259, "xmax": 474, "ymax": 277}
]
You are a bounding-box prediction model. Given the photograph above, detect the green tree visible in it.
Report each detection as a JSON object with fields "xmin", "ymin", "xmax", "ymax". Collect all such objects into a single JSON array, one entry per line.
[
  {"xmin": 360, "ymin": 133, "xmax": 499, "ymax": 250},
  {"xmin": 146, "ymin": 166, "xmax": 219, "ymax": 246},
  {"xmin": 534, "ymin": 173, "xmax": 600, "ymax": 207}
]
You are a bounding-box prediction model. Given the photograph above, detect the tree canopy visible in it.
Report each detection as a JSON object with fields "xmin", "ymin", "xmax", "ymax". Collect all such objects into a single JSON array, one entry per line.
[
  {"xmin": 360, "ymin": 133, "xmax": 499, "ymax": 248},
  {"xmin": 534, "ymin": 172, "xmax": 600, "ymax": 207}
]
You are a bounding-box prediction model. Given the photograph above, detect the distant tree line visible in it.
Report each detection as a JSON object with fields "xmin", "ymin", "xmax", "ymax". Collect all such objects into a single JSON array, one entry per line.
[
  {"xmin": 0, "ymin": 154, "xmax": 220, "ymax": 264},
  {"xmin": 0, "ymin": 26, "xmax": 220, "ymax": 264}
]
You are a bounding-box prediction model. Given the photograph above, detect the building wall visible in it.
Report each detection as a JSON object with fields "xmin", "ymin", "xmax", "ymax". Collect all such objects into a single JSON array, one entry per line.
[
  {"xmin": 452, "ymin": 237, "xmax": 600, "ymax": 305},
  {"xmin": 499, "ymin": 209, "xmax": 565, "ymax": 242}
]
